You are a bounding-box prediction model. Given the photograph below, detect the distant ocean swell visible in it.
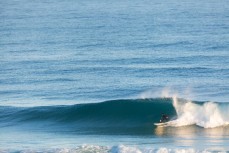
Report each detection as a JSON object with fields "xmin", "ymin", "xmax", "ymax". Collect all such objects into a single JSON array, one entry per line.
[{"xmin": 0, "ymin": 98, "xmax": 229, "ymax": 134}]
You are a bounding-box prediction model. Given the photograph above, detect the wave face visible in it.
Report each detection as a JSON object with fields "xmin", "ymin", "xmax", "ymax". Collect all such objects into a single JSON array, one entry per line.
[
  {"xmin": 1, "ymin": 98, "xmax": 229, "ymax": 135},
  {"xmin": 0, "ymin": 98, "xmax": 175, "ymax": 134}
]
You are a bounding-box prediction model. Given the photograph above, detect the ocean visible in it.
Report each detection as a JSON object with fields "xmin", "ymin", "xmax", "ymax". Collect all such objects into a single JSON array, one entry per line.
[{"xmin": 0, "ymin": 0, "xmax": 229, "ymax": 152}]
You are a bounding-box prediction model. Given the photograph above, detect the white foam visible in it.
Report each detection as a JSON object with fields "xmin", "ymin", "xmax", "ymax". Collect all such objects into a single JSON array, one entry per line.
[
  {"xmin": 1, "ymin": 145, "xmax": 227, "ymax": 153},
  {"xmin": 111, "ymin": 145, "xmax": 142, "ymax": 153},
  {"xmin": 171, "ymin": 97, "xmax": 229, "ymax": 128},
  {"xmin": 110, "ymin": 146, "xmax": 225, "ymax": 153}
]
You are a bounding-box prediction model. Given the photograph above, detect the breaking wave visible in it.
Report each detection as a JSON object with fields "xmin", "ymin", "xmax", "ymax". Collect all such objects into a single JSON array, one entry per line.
[{"xmin": 0, "ymin": 98, "xmax": 229, "ymax": 135}]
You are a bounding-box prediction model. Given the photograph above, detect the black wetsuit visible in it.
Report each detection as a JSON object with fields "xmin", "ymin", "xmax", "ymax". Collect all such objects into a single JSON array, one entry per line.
[{"xmin": 160, "ymin": 114, "xmax": 169, "ymax": 123}]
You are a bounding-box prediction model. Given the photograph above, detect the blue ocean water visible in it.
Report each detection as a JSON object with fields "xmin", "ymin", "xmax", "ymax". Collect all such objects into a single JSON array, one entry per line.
[{"xmin": 1, "ymin": 0, "xmax": 229, "ymax": 152}]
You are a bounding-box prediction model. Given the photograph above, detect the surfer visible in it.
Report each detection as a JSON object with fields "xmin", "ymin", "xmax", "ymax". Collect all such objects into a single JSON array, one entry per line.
[{"xmin": 160, "ymin": 113, "xmax": 169, "ymax": 123}]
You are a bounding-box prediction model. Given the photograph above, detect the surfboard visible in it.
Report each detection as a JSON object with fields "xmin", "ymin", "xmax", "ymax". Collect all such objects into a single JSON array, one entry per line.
[
  {"xmin": 154, "ymin": 120, "xmax": 177, "ymax": 127},
  {"xmin": 154, "ymin": 122, "xmax": 170, "ymax": 127}
]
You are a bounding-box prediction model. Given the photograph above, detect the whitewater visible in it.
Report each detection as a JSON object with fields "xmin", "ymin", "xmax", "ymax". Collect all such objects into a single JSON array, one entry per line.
[{"xmin": 172, "ymin": 97, "xmax": 229, "ymax": 128}]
